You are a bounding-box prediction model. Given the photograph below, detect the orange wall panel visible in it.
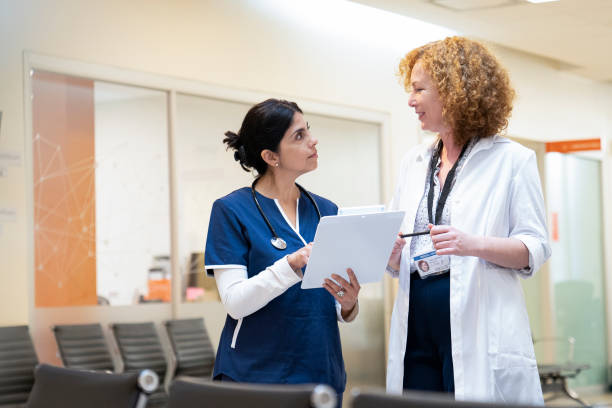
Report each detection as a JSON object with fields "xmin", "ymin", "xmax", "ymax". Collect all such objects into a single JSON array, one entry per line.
[{"xmin": 32, "ymin": 71, "xmax": 97, "ymax": 307}]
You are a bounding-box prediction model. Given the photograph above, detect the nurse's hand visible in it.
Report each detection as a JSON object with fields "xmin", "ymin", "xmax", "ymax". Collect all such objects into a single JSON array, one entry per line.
[
  {"xmin": 429, "ymin": 224, "xmax": 477, "ymax": 256},
  {"xmin": 323, "ymin": 268, "xmax": 360, "ymax": 317},
  {"xmin": 388, "ymin": 235, "xmax": 406, "ymax": 271},
  {"xmin": 287, "ymin": 243, "xmax": 313, "ymax": 271}
]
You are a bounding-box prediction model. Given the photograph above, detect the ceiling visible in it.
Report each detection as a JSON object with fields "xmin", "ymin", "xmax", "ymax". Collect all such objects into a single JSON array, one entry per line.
[{"xmin": 351, "ymin": 0, "xmax": 612, "ymax": 82}]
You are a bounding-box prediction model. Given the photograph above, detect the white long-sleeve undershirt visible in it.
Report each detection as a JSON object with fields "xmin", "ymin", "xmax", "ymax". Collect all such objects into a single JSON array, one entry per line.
[{"xmin": 213, "ymin": 256, "xmax": 358, "ymax": 322}]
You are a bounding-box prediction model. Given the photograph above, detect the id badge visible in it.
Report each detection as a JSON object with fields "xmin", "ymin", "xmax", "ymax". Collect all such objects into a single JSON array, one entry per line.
[{"xmin": 413, "ymin": 250, "xmax": 450, "ymax": 278}]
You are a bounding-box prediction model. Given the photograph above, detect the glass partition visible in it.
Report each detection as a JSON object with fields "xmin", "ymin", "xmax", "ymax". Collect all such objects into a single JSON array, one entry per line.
[
  {"xmin": 32, "ymin": 71, "xmax": 170, "ymax": 306},
  {"xmin": 543, "ymin": 152, "xmax": 607, "ymax": 387},
  {"xmin": 94, "ymin": 82, "xmax": 170, "ymax": 305},
  {"xmin": 174, "ymin": 94, "xmax": 252, "ymax": 302}
]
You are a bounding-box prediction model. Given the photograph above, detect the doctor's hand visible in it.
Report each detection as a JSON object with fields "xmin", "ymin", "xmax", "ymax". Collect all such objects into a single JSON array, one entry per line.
[
  {"xmin": 429, "ymin": 224, "xmax": 477, "ymax": 257},
  {"xmin": 287, "ymin": 243, "xmax": 313, "ymax": 272},
  {"xmin": 323, "ymin": 268, "xmax": 361, "ymax": 318},
  {"xmin": 388, "ymin": 235, "xmax": 406, "ymax": 271}
]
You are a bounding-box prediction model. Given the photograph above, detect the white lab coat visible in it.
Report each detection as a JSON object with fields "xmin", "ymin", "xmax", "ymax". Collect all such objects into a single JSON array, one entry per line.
[{"xmin": 386, "ymin": 135, "xmax": 551, "ymax": 405}]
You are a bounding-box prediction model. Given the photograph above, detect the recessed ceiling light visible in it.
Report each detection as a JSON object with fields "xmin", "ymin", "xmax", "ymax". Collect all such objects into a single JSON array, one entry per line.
[{"xmin": 525, "ymin": 0, "xmax": 560, "ymax": 3}]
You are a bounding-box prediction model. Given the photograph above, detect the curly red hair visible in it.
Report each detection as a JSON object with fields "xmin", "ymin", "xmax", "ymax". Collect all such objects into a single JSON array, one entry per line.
[{"xmin": 399, "ymin": 37, "xmax": 515, "ymax": 146}]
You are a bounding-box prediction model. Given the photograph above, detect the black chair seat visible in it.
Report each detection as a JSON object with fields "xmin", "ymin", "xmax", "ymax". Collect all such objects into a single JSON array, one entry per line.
[
  {"xmin": 352, "ymin": 389, "xmax": 541, "ymax": 408},
  {"xmin": 538, "ymin": 363, "xmax": 590, "ymax": 378},
  {"xmin": 26, "ymin": 364, "xmax": 157, "ymax": 408},
  {"xmin": 168, "ymin": 377, "xmax": 336, "ymax": 408}
]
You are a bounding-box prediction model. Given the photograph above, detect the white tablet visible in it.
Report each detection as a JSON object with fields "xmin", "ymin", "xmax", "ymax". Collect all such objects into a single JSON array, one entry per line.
[{"xmin": 301, "ymin": 210, "xmax": 405, "ymax": 289}]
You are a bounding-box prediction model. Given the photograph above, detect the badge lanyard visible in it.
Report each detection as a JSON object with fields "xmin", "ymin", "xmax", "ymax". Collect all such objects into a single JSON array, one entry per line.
[{"xmin": 427, "ymin": 140, "xmax": 469, "ymax": 225}]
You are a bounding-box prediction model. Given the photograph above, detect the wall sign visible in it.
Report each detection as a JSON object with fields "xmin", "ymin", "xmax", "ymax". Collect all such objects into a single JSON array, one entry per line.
[{"xmin": 545, "ymin": 139, "xmax": 600, "ymax": 153}]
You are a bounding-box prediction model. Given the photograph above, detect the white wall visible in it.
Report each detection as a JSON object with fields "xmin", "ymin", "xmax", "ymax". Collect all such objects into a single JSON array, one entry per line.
[
  {"xmin": 1, "ymin": 0, "xmax": 612, "ymax": 326},
  {"xmin": 493, "ymin": 45, "xmax": 612, "ymax": 142}
]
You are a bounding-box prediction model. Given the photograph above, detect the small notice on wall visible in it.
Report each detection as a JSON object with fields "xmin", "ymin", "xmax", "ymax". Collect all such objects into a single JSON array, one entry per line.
[
  {"xmin": 0, "ymin": 207, "xmax": 17, "ymax": 239},
  {"xmin": 0, "ymin": 207, "xmax": 17, "ymax": 222},
  {"xmin": 0, "ymin": 150, "xmax": 22, "ymax": 168}
]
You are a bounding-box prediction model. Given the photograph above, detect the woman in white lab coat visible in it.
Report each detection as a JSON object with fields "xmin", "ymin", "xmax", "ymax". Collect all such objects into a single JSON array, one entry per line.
[{"xmin": 386, "ymin": 37, "xmax": 551, "ymax": 405}]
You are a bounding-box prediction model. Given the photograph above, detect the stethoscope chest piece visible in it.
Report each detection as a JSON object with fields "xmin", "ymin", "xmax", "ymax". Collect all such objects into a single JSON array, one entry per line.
[{"xmin": 270, "ymin": 237, "xmax": 287, "ymax": 250}]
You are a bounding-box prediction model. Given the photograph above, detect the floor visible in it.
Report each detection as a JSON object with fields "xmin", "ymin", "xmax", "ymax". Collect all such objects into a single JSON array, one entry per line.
[{"xmin": 546, "ymin": 391, "xmax": 612, "ymax": 407}]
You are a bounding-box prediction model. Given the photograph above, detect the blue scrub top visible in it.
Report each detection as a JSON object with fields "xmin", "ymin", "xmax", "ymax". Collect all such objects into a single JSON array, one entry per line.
[{"xmin": 204, "ymin": 186, "xmax": 346, "ymax": 394}]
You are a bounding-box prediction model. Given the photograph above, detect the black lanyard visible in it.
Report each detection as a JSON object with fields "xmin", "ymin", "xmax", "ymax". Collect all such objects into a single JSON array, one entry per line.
[{"xmin": 427, "ymin": 140, "xmax": 469, "ymax": 225}]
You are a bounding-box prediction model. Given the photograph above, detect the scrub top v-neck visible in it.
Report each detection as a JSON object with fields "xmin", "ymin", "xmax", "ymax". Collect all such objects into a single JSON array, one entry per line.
[{"xmin": 204, "ymin": 186, "xmax": 346, "ymax": 394}]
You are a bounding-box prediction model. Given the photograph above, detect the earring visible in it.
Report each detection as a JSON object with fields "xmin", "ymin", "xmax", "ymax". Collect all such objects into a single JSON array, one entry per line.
[{"xmin": 275, "ymin": 163, "xmax": 279, "ymax": 167}]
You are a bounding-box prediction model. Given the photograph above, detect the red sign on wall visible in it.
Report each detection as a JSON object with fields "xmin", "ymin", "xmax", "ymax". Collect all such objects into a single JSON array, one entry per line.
[{"xmin": 545, "ymin": 139, "xmax": 600, "ymax": 153}]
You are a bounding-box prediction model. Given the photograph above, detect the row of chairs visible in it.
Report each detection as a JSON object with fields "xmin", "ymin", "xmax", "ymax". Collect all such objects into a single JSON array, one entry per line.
[
  {"xmin": 9, "ymin": 362, "xmax": 335, "ymax": 408},
  {"xmin": 20, "ymin": 363, "xmax": 545, "ymax": 408},
  {"xmin": 0, "ymin": 318, "xmax": 215, "ymax": 407},
  {"xmin": 0, "ymin": 324, "xmax": 560, "ymax": 408}
]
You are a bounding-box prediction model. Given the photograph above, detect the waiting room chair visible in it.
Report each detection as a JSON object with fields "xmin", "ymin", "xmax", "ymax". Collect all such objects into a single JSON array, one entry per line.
[
  {"xmin": 0, "ymin": 325, "xmax": 38, "ymax": 407},
  {"xmin": 111, "ymin": 322, "xmax": 168, "ymax": 407},
  {"xmin": 164, "ymin": 318, "xmax": 214, "ymax": 379},
  {"xmin": 52, "ymin": 323, "xmax": 114, "ymax": 372},
  {"xmin": 534, "ymin": 336, "xmax": 590, "ymax": 406},
  {"xmin": 351, "ymin": 389, "xmax": 541, "ymax": 408},
  {"xmin": 168, "ymin": 377, "xmax": 337, "ymax": 408},
  {"xmin": 26, "ymin": 363, "xmax": 158, "ymax": 408}
]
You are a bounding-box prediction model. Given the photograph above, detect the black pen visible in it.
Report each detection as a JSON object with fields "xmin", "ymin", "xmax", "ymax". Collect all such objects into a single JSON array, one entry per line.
[{"xmin": 400, "ymin": 230, "xmax": 430, "ymax": 238}]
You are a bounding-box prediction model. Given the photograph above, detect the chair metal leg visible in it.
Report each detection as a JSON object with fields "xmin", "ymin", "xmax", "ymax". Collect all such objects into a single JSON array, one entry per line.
[
  {"xmin": 561, "ymin": 378, "xmax": 589, "ymax": 407},
  {"xmin": 135, "ymin": 394, "xmax": 149, "ymax": 408}
]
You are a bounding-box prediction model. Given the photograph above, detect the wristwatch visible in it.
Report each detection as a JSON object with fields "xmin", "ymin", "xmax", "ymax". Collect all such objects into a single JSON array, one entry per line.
[{"xmin": 386, "ymin": 264, "xmax": 399, "ymax": 275}]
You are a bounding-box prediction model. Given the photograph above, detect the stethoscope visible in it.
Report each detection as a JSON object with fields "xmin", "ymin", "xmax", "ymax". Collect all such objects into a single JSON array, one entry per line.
[{"xmin": 251, "ymin": 178, "xmax": 321, "ymax": 250}]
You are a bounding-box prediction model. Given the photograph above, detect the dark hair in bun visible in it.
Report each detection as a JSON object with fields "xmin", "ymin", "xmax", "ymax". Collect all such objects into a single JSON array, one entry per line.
[{"xmin": 223, "ymin": 98, "xmax": 303, "ymax": 176}]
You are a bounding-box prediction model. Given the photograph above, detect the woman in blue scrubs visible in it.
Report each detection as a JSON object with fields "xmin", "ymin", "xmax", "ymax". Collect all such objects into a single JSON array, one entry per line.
[{"xmin": 204, "ymin": 99, "xmax": 360, "ymax": 402}]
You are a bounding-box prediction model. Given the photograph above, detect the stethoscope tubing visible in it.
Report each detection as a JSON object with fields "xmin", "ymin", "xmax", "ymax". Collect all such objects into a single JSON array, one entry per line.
[{"xmin": 251, "ymin": 178, "xmax": 321, "ymax": 250}]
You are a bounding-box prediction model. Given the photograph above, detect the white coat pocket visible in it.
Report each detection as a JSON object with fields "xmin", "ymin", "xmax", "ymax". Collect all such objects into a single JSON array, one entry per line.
[
  {"xmin": 493, "ymin": 363, "xmax": 543, "ymax": 405},
  {"xmin": 486, "ymin": 263, "xmax": 535, "ymax": 358}
]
